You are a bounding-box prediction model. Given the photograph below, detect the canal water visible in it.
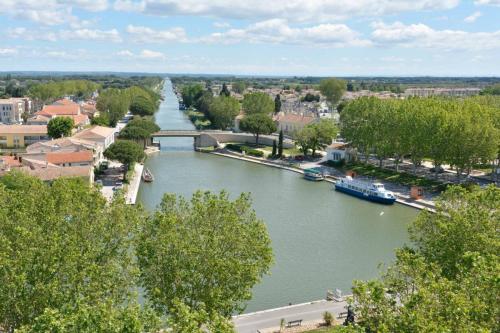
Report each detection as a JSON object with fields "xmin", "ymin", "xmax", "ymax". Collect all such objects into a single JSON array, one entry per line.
[{"xmin": 137, "ymin": 79, "xmax": 418, "ymax": 313}]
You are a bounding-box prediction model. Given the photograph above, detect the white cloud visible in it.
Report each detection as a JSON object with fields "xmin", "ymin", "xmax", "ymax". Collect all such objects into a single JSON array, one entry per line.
[
  {"xmin": 213, "ymin": 22, "xmax": 230, "ymax": 29},
  {"xmin": 60, "ymin": 0, "xmax": 108, "ymax": 11},
  {"xmin": 474, "ymin": 0, "xmax": 500, "ymax": 6},
  {"xmin": 464, "ymin": 11, "xmax": 481, "ymax": 23},
  {"xmin": 0, "ymin": 48, "xmax": 18, "ymax": 56},
  {"xmin": 140, "ymin": 49, "xmax": 165, "ymax": 59},
  {"xmin": 113, "ymin": 0, "xmax": 145, "ymax": 11},
  {"xmin": 60, "ymin": 28, "xmax": 122, "ymax": 42},
  {"xmin": 201, "ymin": 19, "xmax": 371, "ymax": 47},
  {"xmin": 116, "ymin": 50, "xmax": 135, "ymax": 57},
  {"xmin": 117, "ymin": 0, "xmax": 459, "ymax": 23},
  {"xmin": 0, "ymin": 0, "xmax": 108, "ymax": 25},
  {"xmin": 7, "ymin": 28, "xmax": 59, "ymax": 42},
  {"xmin": 7, "ymin": 27, "xmax": 122, "ymax": 42},
  {"xmin": 116, "ymin": 49, "xmax": 166, "ymax": 59},
  {"xmin": 126, "ymin": 25, "xmax": 187, "ymax": 43},
  {"xmin": 371, "ymin": 21, "xmax": 500, "ymax": 50}
]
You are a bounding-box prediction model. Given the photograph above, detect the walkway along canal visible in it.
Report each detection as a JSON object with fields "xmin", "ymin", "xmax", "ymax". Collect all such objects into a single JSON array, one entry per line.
[{"xmin": 137, "ymin": 78, "xmax": 418, "ymax": 313}]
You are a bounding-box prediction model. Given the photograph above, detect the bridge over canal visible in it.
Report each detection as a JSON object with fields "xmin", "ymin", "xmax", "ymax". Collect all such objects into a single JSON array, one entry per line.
[{"xmin": 152, "ymin": 130, "xmax": 295, "ymax": 149}]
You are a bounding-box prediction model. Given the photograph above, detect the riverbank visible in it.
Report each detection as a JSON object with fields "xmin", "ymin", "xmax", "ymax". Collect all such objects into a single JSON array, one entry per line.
[{"xmin": 207, "ymin": 150, "xmax": 435, "ymax": 212}]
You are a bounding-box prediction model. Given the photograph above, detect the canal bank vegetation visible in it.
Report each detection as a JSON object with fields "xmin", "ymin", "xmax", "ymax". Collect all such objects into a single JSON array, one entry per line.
[
  {"xmin": 336, "ymin": 162, "xmax": 446, "ymax": 191},
  {"xmin": 0, "ymin": 173, "xmax": 273, "ymax": 333},
  {"xmin": 340, "ymin": 96, "xmax": 500, "ymax": 179},
  {"xmin": 94, "ymin": 84, "xmax": 162, "ymax": 127},
  {"xmin": 347, "ymin": 185, "xmax": 500, "ymax": 333}
]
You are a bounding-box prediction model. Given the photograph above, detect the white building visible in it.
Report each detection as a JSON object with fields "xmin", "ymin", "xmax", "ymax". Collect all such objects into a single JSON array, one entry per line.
[
  {"xmin": 0, "ymin": 98, "xmax": 26, "ymax": 124},
  {"xmin": 72, "ymin": 125, "xmax": 116, "ymax": 150}
]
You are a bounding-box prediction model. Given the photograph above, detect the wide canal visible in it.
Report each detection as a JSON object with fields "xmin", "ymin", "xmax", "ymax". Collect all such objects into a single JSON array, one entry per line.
[{"xmin": 137, "ymin": 79, "xmax": 418, "ymax": 313}]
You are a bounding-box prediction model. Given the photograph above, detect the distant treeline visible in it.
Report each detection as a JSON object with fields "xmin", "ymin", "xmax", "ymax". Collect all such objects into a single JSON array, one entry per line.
[
  {"xmin": 171, "ymin": 75, "xmax": 500, "ymax": 92},
  {"xmin": 0, "ymin": 74, "xmax": 163, "ymax": 99}
]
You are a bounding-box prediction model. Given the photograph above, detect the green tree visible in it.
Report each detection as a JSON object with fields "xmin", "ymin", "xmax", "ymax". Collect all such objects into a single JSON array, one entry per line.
[
  {"xmin": 278, "ymin": 129, "xmax": 284, "ymax": 158},
  {"xmin": 231, "ymin": 81, "xmax": 246, "ymax": 94},
  {"xmin": 104, "ymin": 140, "xmax": 144, "ymax": 180},
  {"xmin": 91, "ymin": 113, "xmax": 110, "ymax": 126},
  {"xmin": 295, "ymin": 120, "xmax": 338, "ymax": 157},
  {"xmin": 126, "ymin": 117, "xmax": 160, "ymax": 134},
  {"xmin": 47, "ymin": 116, "xmax": 74, "ymax": 139},
  {"xmin": 319, "ymin": 78, "xmax": 346, "ymax": 107},
  {"xmin": 274, "ymin": 94, "xmax": 281, "ymax": 113},
  {"xmin": 0, "ymin": 173, "xmax": 144, "ymax": 332},
  {"xmin": 18, "ymin": 302, "xmax": 160, "ymax": 333},
  {"xmin": 242, "ymin": 92, "xmax": 274, "ymax": 115},
  {"xmin": 136, "ymin": 191, "xmax": 273, "ymax": 316},
  {"xmin": 207, "ymin": 96, "xmax": 240, "ymax": 130},
  {"xmin": 352, "ymin": 185, "xmax": 500, "ymax": 333},
  {"xmin": 181, "ymin": 84, "xmax": 204, "ymax": 108},
  {"xmin": 194, "ymin": 90, "xmax": 214, "ymax": 115},
  {"xmin": 167, "ymin": 300, "xmax": 235, "ymax": 333},
  {"xmin": 130, "ymin": 95, "xmax": 155, "ymax": 117},
  {"xmin": 119, "ymin": 126, "xmax": 151, "ymax": 148},
  {"xmin": 220, "ymin": 83, "xmax": 230, "ymax": 97},
  {"xmin": 239, "ymin": 113, "xmax": 277, "ymax": 144}
]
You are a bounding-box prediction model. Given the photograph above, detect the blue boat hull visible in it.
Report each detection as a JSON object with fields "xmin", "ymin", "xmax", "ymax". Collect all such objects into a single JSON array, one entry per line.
[{"xmin": 335, "ymin": 185, "xmax": 396, "ymax": 205}]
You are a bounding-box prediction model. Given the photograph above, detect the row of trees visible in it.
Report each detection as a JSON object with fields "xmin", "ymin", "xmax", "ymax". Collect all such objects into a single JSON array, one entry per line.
[
  {"xmin": 95, "ymin": 85, "xmax": 161, "ymax": 126},
  {"xmin": 0, "ymin": 173, "xmax": 273, "ymax": 332},
  {"xmin": 181, "ymin": 84, "xmax": 278, "ymax": 142},
  {"xmin": 28, "ymin": 80, "xmax": 99, "ymax": 103},
  {"xmin": 351, "ymin": 185, "xmax": 499, "ymax": 332},
  {"xmin": 341, "ymin": 96, "xmax": 500, "ymax": 177}
]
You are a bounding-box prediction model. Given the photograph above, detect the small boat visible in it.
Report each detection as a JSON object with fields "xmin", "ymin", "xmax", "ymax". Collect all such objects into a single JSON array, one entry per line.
[
  {"xmin": 303, "ymin": 168, "xmax": 324, "ymax": 181},
  {"xmin": 142, "ymin": 168, "xmax": 154, "ymax": 182},
  {"xmin": 334, "ymin": 176, "xmax": 396, "ymax": 204}
]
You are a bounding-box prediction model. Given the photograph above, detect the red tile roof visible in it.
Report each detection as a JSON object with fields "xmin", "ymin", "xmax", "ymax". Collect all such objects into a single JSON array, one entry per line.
[
  {"xmin": 37, "ymin": 104, "xmax": 80, "ymax": 116},
  {"xmin": 275, "ymin": 113, "xmax": 316, "ymax": 124},
  {"xmin": 46, "ymin": 150, "xmax": 93, "ymax": 165}
]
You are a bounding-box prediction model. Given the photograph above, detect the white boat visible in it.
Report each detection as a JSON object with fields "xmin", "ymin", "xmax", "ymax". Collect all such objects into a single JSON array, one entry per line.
[
  {"xmin": 142, "ymin": 168, "xmax": 154, "ymax": 182},
  {"xmin": 334, "ymin": 176, "xmax": 396, "ymax": 204}
]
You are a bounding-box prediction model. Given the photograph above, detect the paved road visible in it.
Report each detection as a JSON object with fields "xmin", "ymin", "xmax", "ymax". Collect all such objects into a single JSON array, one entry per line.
[{"xmin": 233, "ymin": 299, "xmax": 348, "ymax": 333}]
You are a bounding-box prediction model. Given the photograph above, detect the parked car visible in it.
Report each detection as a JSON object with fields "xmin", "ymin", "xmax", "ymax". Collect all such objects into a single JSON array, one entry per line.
[{"xmin": 95, "ymin": 179, "xmax": 103, "ymax": 186}]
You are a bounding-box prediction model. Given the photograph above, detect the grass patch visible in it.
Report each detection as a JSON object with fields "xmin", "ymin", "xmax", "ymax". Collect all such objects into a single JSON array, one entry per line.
[{"xmin": 341, "ymin": 162, "xmax": 446, "ymax": 191}]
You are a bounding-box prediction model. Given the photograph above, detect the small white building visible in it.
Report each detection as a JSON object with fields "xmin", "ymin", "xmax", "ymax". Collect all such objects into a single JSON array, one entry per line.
[
  {"xmin": 72, "ymin": 125, "xmax": 116, "ymax": 150},
  {"xmin": 326, "ymin": 142, "xmax": 356, "ymax": 163}
]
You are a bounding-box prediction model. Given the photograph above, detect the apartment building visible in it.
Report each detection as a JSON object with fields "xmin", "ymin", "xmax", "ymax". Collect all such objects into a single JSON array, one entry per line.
[{"xmin": 0, "ymin": 98, "xmax": 26, "ymax": 124}]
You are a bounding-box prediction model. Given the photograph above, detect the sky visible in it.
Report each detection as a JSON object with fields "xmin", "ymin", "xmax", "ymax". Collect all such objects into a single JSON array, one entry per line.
[{"xmin": 0, "ymin": 0, "xmax": 499, "ymax": 76}]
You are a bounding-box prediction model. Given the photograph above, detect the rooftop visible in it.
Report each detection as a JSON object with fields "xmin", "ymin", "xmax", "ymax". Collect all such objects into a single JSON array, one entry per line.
[
  {"xmin": 0, "ymin": 125, "xmax": 47, "ymax": 134},
  {"xmin": 46, "ymin": 150, "xmax": 93, "ymax": 164}
]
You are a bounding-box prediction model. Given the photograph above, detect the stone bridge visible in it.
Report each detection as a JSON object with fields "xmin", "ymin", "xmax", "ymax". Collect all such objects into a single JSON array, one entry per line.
[{"xmin": 152, "ymin": 130, "xmax": 295, "ymax": 149}]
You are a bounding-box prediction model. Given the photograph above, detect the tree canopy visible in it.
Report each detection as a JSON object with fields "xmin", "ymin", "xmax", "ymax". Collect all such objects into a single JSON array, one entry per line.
[
  {"xmin": 130, "ymin": 95, "xmax": 155, "ymax": 117},
  {"xmin": 242, "ymin": 92, "xmax": 274, "ymax": 115},
  {"xmin": 207, "ymin": 96, "xmax": 240, "ymax": 130},
  {"xmin": 351, "ymin": 185, "xmax": 500, "ymax": 333},
  {"xmin": 341, "ymin": 96, "xmax": 500, "ymax": 175},
  {"xmin": 181, "ymin": 84, "xmax": 204, "ymax": 108},
  {"xmin": 47, "ymin": 116, "xmax": 74, "ymax": 139},
  {"xmin": 0, "ymin": 173, "xmax": 149, "ymax": 332},
  {"xmin": 239, "ymin": 113, "xmax": 277, "ymax": 144},
  {"xmin": 29, "ymin": 80, "xmax": 99, "ymax": 103},
  {"xmin": 220, "ymin": 83, "xmax": 231, "ymax": 97},
  {"xmin": 295, "ymin": 119, "xmax": 338, "ymax": 156},
  {"xmin": 231, "ymin": 81, "xmax": 247, "ymax": 94},
  {"xmin": 319, "ymin": 78, "xmax": 346, "ymax": 106},
  {"xmin": 104, "ymin": 140, "xmax": 144, "ymax": 172},
  {"xmin": 136, "ymin": 191, "xmax": 273, "ymax": 317}
]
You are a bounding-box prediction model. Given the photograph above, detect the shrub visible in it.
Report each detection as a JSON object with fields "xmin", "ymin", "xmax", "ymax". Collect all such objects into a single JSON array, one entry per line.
[
  {"xmin": 323, "ymin": 311, "xmax": 334, "ymax": 326},
  {"xmin": 224, "ymin": 144, "xmax": 264, "ymax": 157}
]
